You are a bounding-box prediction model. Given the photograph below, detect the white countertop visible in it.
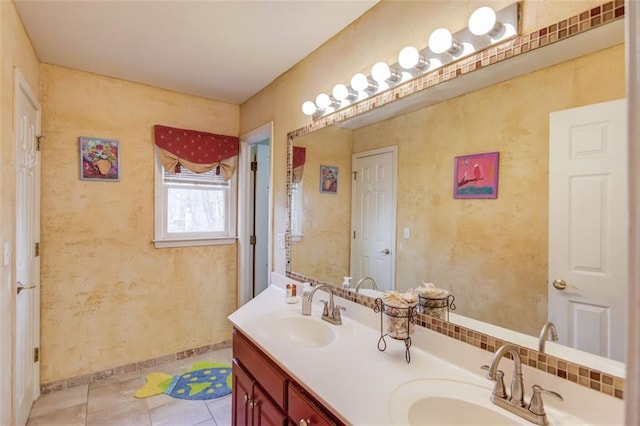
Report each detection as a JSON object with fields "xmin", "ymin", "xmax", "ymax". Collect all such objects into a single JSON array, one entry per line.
[{"xmin": 228, "ymin": 285, "xmax": 624, "ymax": 425}]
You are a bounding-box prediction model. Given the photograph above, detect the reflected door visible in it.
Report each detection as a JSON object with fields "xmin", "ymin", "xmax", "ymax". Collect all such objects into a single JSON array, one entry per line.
[
  {"xmin": 350, "ymin": 147, "xmax": 396, "ymax": 292},
  {"xmin": 15, "ymin": 71, "xmax": 41, "ymax": 425},
  {"xmin": 548, "ymin": 98, "xmax": 627, "ymax": 362}
]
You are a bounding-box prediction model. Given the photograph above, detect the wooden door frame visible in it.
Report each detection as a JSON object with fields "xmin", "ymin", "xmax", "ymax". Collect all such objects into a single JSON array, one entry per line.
[{"xmin": 238, "ymin": 122, "xmax": 274, "ymax": 307}]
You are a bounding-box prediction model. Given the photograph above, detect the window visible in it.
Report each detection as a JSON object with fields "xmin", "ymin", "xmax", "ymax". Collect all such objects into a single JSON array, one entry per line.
[{"xmin": 154, "ymin": 153, "xmax": 236, "ymax": 248}]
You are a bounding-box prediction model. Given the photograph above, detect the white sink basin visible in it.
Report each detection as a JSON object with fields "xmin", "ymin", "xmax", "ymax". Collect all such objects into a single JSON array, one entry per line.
[
  {"xmin": 389, "ymin": 378, "xmax": 530, "ymax": 425},
  {"xmin": 258, "ymin": 313, "xmax": 337, "ymax": 348}
]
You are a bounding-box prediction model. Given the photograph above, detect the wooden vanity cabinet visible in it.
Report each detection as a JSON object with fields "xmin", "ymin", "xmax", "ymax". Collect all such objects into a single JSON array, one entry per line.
[{"xmin": 232, "ymin": 328, "xmax": 344, "ymax": 426}]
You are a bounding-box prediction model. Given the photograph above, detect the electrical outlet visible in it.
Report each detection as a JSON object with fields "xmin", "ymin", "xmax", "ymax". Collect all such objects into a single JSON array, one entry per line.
[
  {"xmin": 403, "ymin": 227, "xmax": 410, "ymax": 239},
  {"xmin": 276, "ymin": 233, "xmax": 285, "ymax": 249}
]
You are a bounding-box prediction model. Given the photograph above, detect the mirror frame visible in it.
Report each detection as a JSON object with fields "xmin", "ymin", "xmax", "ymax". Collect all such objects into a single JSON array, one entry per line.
[{"xmin": 285, "ymin": 2, "xmax": 626, "ymax": 399}]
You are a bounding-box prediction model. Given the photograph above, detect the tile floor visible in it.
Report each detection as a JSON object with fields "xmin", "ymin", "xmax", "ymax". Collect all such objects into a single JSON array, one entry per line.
[{"xmin": 27, "ymin": 347, "xmax": 233, "ymax": 426}]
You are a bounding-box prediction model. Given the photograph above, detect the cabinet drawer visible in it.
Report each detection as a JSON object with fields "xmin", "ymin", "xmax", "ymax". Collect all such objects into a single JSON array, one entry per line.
[
  {"xmin": 288, "ymin": 383, "xmax": 341, "ymax": 426},
  {"xmin": 233, "ymin": 328, "xmax": 287, "ymax": 409}
]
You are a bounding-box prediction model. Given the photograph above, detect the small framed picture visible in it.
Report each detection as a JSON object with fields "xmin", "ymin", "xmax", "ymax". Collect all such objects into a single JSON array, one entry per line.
[
  {"xmin": 319, "ymin": 165, "xmax": 338, "ymax": 194},
  {"xmin": 453, "ymin": 152, "xmax": 499, "ymax": 199},
  {"xmin": 80, "ymin": 136, "xmax": 120, "ymax": 181}
]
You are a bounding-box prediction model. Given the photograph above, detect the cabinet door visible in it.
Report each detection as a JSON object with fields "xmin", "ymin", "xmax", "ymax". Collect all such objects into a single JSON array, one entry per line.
[
  {"xmin": 233, "ymin": 359, "xmax": 254, "ymax": 426},
  {"xmin": 288, "ymin": 383, "xmax": 340, "ymax": 426},
  {"xmin": 252, "ymin": 383, "xmax": 287, "ymax": 426}
]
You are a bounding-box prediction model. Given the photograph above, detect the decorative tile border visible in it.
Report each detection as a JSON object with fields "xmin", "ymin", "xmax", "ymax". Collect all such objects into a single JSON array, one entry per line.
[
  {"xmin": 40, "ymin": 340, "xmax": 231, "ymax": 395},
  {"xmin": 286, "ymin": 1, "xmax": 625, "ymax": 400}
]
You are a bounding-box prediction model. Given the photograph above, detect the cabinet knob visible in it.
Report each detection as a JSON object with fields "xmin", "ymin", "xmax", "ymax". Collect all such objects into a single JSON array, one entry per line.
[
  {"xmin": 249, "ymin": 400, "xmax": 260, "ymax": 409},
  {"xmin": 243, "ymin": 394, "xmax": 249, "ymax": 404},
  {"xmin": 299, "ymin": 419, "xmax": 312, "ymax": 426}
]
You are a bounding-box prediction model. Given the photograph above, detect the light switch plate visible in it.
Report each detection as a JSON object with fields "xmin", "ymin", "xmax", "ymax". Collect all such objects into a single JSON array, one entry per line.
[
  {"xmin": 276, "ymin": 233, "xmax": 285, "ymax": 249},
  {"xmin": 403, "ymin": 227, "xmax": 410, "ymax": 239}
]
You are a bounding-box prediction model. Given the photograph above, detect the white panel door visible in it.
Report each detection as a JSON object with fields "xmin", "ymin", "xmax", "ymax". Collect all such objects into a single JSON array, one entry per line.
[
  {"xmin": 14, "ymin": 71, "xmax": 41, "ymax": 425},
  {"xmin": 548, "ymin": 98, "xmax": 627, "ymax": 362},
  {"xmin": 254, "ymin": 142, "xmax": 270, "ymax": 296},
  {"xmin": 351, "ymin": 147, "xmax": 396, "ymax": 292}
]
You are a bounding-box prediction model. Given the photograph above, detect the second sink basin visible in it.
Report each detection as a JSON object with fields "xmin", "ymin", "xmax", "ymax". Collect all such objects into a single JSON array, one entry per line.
[
  {"xmin": 388, "ymin": 378, "xmax": 530, "ymax": 425},
  {"xmin": 258, "ymin": 313, "xmax": 337, "ymax": 348}
]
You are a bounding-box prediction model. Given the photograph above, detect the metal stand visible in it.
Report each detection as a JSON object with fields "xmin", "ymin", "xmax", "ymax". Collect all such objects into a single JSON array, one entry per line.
[
  {"xmin": 418, "ymin": 294, "xmax": 456, "ymax": 320},
  {"xmin": 373, "ymin": 298, "xmax": 416, "ymax": 363}
]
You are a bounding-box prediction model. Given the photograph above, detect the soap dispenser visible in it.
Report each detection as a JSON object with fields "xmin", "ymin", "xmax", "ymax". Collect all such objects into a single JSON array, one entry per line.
[
  {"xmin": 302, "ymin": 283, "xmax": 312, "ymax": 315},
  {"xmin": 342, "ymin": 276, "xmax": 352, "ymax": 289}
]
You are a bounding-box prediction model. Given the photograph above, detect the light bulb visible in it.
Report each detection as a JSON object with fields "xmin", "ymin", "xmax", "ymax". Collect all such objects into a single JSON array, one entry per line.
[
  {"xmin": 350, "ymin": 73, "xmax": 377, "ymax": 92},
  {"xmin": 428, "ymin": 28, "xmax": 460, "ymax": 54},
  {"xmin": 469, "ymin": 7, "xmax": 500, "ymax": 36},
  {"xmin": 315, "ymin": 93, "xmax": 332, "ymax": 110},
  {"xmin": 301, "ymin": 101, "xmax": 317, "ymax": 116},
  {"xmin": 371, "ymin": 62, "xmax": 400, "ymax": 83},
  {"xmin": 332, "ymin": 83, "xmax": 356, "ymax": 101},
  {"xmin": 398, "ymin": 46, "xmax": 427, "ymax": 70}
]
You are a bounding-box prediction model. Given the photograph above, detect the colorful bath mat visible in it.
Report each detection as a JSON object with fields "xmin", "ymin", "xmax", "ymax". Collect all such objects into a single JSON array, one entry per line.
[{"xmin": 134, "ymin": 361, "xmax": 232, "ymax": 401}]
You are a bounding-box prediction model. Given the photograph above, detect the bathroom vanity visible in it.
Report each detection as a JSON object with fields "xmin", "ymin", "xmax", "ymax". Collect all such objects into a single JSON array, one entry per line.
[{"xmin": 229, "ymin": 285, "xmax": 623, "ymax": 425}]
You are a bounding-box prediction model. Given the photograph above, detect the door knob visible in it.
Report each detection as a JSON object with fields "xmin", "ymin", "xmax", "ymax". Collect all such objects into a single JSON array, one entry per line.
[
  {"xmin": 552, "ymin": 279, "xmax": 577, "ymax": 291},
  {"xmin": 17, "ymin": 281, "xmax": 36, "ymax": 295},
  {"xmin": 380, "ymin": 248, "xmax": 391, "ymax": 255}
]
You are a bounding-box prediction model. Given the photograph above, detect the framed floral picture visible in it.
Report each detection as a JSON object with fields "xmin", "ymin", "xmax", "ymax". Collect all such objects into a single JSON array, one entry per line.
[
  {"xmin": 453, "ymin": 151, "xmax": 499, "ymax": 199},
  {"xmin": 80, "ymin": 136, "xmax": 120, "ymax": 181},
  {"xmin": 319, "ymin": 165, "xmax": 338, "ymax": 194}
]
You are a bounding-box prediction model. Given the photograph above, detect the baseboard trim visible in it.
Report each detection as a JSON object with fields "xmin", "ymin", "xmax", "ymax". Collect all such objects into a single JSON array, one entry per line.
[{"xmin": 40, "ymin": 340, "xmax": 232, "ymax": 395}]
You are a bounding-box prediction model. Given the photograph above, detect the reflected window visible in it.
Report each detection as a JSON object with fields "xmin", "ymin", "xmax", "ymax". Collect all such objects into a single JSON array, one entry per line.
[{"xmin": 291, "ymin": 180, "xmax": 303, "ymax": 241}]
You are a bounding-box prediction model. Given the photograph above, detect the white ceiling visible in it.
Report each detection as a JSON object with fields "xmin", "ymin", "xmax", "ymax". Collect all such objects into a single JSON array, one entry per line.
[{"xmin": 15, "ymin": 0, "xmax": 379, "ymax": 105}]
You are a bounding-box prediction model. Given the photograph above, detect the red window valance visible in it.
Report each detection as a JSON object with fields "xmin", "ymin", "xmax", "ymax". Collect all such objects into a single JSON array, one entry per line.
[
  {"xmin": 292, "ymin": 146, "xmax": 306, "ymax": 183},
  {"xmin": 154, "ymin": 125, "xmax": 239, "ymax": 180}
]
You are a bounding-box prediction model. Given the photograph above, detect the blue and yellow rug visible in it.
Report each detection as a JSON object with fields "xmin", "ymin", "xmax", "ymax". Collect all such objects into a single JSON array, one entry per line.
[{"xmin": 134, "ymin": 361, "xmax": 232, "ymax": 401}]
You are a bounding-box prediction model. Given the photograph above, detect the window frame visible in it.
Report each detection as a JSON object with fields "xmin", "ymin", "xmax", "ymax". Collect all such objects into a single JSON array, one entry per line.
[{"xmin": 153, "ymin": 149, "xmax": 237, "ymax": 248}]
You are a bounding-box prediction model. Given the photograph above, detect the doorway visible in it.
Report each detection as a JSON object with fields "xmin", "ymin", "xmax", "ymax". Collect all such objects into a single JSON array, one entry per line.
[
  {"xmin": 350, "ymin": 146, "xmax": 397, "ymax": 292},
  {"xmin": 13, "ymin": 69, "xmax": 42, "ymax": 426},
  {"xmin": 238, "ymin": 123, "xmax": 273, "ymax": 306}
]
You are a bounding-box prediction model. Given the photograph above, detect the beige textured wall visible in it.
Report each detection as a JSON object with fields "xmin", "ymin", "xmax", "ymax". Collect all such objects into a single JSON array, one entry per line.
[
  {"xmin": 240, "ymin": 0, "xmax": 610, "ymax": 278},
  {"xmin": 0, "ymin": 0, "xmax": 40, "ymax": 422},
  {"xmin": 289, "ymin": 126, "xmax": 353, "ymax": 284},
  {"xmin": 39, "ymin": 65, "xmax": 239, "ymax": 383},
  {"xmin": 351, "ymin": 45, "xmax": 625, "ymax": 335}
]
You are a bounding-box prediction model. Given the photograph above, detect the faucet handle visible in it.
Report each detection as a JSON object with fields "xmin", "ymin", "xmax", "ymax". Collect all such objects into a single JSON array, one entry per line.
[
  {"xmin": 333, "ymin": 304, "xmax": 346, "ymax": 321},
  {"xmin": 528, "ymin": 385, "xmax": 563, "ymax": 416},
  {"xmin": 481, "ymin": 365, "xmax": 507, "ymax": 398},
  {"xmin": 318, "ymin": 300, "xmax": 329, "ymax": 316}
]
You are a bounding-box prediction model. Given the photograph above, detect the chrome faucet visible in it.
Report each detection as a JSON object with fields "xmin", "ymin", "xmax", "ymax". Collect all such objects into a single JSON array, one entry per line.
[
  {"xmin": 354, "ymin": 276, "xmax": 377, "ymax": 293},
  {"xmin": 306, "ymin": 284, "xmax": 346, "ymax": 325},
  {"xmin": 538, "ymin": 322, "xmax": 559, "ymax": 353},
  {"xmin": 483, "ymin": 344, "xmax": 563, "ymax": 425}
]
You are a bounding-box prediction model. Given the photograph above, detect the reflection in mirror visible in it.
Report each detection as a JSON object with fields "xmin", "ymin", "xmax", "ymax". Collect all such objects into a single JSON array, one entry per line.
[{"xmin": 287, "ymin": 16, "xmax": 626, "ymax": 369}]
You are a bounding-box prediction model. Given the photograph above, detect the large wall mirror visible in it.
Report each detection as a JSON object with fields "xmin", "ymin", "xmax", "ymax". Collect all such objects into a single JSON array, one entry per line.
[{"xmin": 286, "ymin": 14, "xmax": 626, "ymax": 375}]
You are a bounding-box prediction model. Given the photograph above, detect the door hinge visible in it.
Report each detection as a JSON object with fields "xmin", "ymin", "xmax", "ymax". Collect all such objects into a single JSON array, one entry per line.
[
  {"xmin": 36, "ymin": 135, "xmax": 43, "ymax": 151},
  {"xmin": 34, "ymin": 347, "xmax": 39, "ymax": 363},
  {"xmin": 35, "ymin": 242, "xmax": 40, "ymax": 257},
  {"xmin": 251, "ymin": 161, "xmax": 258, "ymax": 172},
  {"xmin": 250, "ymin": 235, "xmax": 257, "ymax": 245},
  {"xmin": 353, "ymin": 231, "xmax": 356, "ymax": 239},
  {"xmin": 353, "ymin": 171, "xmax": 357, "ymax": 181}
]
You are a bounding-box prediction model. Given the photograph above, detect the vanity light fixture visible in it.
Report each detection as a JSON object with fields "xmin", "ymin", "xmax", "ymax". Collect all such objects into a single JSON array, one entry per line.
[
  {"xmin": 398, "ymin": 46, "xmax": 428, "ymax": 71},
  {"xmin": 302, "ymin": 2, "xmax": 519, "ymax": 120},
  {"xmin": 315, "ymin": 93, "xmax": 340, "ymax": 110},
  {"xmin": 301, "ymin": 100, "xmax": 318, "ymax": 116},
  {"xmin": 428, "ymin": 28, "xmax": 461, "ymax": 54},
  {"xmin": 351, "ymin": 72, "xmax": 378, "ymax": 92},
  {"xmin": 468, "ymin": 6, "xmax": 501, "ymax": 37},
  {"xmin": 371, "ymin": 61, "xmax": 401, "ymax": 83},
  {"xmin": 332, "ymin": 83, "xmax": 358, "ymax": 102}
]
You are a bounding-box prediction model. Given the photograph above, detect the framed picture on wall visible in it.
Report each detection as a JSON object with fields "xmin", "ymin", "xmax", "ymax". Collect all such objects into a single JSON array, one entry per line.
[
  {"xmin": 80, "ymin": 136, "xmax": 120, "ymax": 181},
  {"xmin": 453, "ymin": 152, "xmax": 499, "ymax": 199},
  {"xmin": 319, "ymin": 165, "xmax": 338, "ymax": 194}
]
